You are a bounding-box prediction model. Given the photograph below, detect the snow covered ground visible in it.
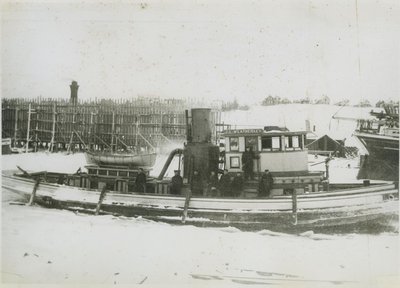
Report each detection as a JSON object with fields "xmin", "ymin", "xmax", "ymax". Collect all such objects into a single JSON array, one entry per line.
[{"xmin": 1, "ymin": 191, "xmax": 399, "ymax": 287}]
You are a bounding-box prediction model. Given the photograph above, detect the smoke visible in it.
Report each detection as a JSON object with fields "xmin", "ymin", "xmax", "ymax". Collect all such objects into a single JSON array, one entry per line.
[{"xmin": 156, "ymin": 140, "xmax": 185, "ymax": 155}]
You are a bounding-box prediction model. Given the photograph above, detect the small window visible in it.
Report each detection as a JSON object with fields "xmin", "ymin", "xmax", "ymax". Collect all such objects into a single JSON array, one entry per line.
[
  {"xmin": 285, "ymin": 135, "xmax": 300, "ymax": 150},
  {"xmin": 229, "ymin": 137, "xmax": 239, "ymax": 151},
  {"xmin": 272, "ymin": 137, "xmax": 281, "ymax": 150},
  {"xmin": 230, "ymin": 156, "xmax": 240, "ymax": 168},
  {"xmin": 245, "ymin": 136, "xmax": 258, "ymax": 151},
  {"xmin": 109, "ymin": 170, "xmax": 117, "ymax": 176},
  {"xmin": 292, "ymin": 136, "xmax": 299, "ymax": 148},
  {"xmin": 285, "ymin": 136, "xmax": 293, "ymax": 148},
  {"xmin": 262, "ymin": 136, "xmax": 272, "ymax": 150},
  {"xmin": 119, "ymin": 171, "xmax": 128, "ymax": 177}
]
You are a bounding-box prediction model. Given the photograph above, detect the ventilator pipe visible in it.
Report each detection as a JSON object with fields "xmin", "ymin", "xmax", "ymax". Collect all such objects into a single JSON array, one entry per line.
[{"xmin": 157, "ymin": 148, "xmax": 183, "ymax": 180}]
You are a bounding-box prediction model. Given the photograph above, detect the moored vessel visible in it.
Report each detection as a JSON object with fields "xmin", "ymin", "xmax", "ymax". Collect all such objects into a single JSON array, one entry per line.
[
  {"xmin": 354, "ymin": 104, "xmax": 399, "ymax": 181},
  {"xmin": 2, "ymin": 108, "xmax": 398, "ymax": 232}
]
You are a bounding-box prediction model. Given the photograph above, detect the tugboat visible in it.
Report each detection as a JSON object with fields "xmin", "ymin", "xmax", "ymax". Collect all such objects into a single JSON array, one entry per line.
[
  {"xmin": 2, "ymin": 108, "xmax": 398, "ymax": 232},
  {"xmin": 354, "ymin": 104, "xmax": 399, "ymax": 181}
]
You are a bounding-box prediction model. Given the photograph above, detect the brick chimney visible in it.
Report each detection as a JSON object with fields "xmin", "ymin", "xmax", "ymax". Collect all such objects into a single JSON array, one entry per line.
[{"xmin": 70, "ymin": 81, "xmax": 79, "ymax": 105}]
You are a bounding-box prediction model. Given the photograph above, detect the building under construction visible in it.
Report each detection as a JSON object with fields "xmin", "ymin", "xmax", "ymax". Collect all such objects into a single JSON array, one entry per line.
[{"xmin": 2, "ymin": 81, "xmax": 222, "ymax": 152}]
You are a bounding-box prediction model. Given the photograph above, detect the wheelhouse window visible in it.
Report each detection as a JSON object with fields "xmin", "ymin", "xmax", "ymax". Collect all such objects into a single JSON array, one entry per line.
[
  {"xmin": 272, "ymin": 137, "xmax": 280, "ymax": 150},
  {"xmin": 261, "ymin": 136, "xmax": 272, "ymax": 150},
  {"xmin": 262, "ymin": 136, "xmax": 281, "ymax": 151},
  {"xmin": 229, "ymin": 137, "xmax": 239, "ymax": 151},
  {"xmin": 285, "ymin": 135, "xmax": 302, "ymax": 150},
  {"xmin": 292, "ymin": 136, "xmax": 300, "ymax": 148},
  {"xmin": 245, "ymin": 136, "xmax": 258, "ymax": 151}
]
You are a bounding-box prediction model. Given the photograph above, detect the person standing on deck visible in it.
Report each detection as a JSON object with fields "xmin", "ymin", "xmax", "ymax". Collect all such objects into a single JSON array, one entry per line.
[
  {"xmin": 135, "ymin": 168, "xmax": 147, "ymax": 193},
  {"xmin": 170, "ymin": 170, "xmax": 183, "ymax": 195},
  {"xmin": 208, "ymin": 171, "xmax": 219, "ymax": 196},
  {"xmin": 259, "ymin": 169, "xmax": 274, "ymax": 197},
  {"xmin": 242, "ymin": 147, "xmax": 256, "ymax": 181},
  {"xmin": 232, "ymin": 172, "xmax": 244, "ymax": 197},
  {"xmin": 191, "ymin": 170, "xmax": 203, "ymax": 196},
  {"xmin": 218, "ymin": 169, "xmax": 231, "ymax": 197}
]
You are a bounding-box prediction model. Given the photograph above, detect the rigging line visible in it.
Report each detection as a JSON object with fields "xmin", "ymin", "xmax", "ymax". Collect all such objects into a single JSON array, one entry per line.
[{"xmin": 329, "ymin": 105, "xmax": 346, "ymax": 130}]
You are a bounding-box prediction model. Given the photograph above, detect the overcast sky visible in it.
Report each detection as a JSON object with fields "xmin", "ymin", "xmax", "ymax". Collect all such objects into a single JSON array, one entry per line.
[{"xmin": 1, "ymin": 0, "xmax": 399, "ymax": 104}]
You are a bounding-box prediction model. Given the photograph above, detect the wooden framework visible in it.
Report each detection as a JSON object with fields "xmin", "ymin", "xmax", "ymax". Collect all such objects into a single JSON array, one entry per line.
[{"xmin": 2, "ymin": 97, "xmax": 221, "ymax": 151}]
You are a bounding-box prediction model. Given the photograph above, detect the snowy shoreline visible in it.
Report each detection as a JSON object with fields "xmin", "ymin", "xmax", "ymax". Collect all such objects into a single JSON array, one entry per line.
[{"xmin": 2, "ymin": 195, "xmax": 399, "ymax": 287}]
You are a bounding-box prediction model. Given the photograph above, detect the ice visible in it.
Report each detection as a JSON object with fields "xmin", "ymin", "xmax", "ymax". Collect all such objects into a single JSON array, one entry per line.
[
  {"xmin": 1, "ymin": 186, "xmax": 399, "ymax": 286},
  {"xmin": 1, "ymin": 151, "xmax": 86, "ymax": 174}
]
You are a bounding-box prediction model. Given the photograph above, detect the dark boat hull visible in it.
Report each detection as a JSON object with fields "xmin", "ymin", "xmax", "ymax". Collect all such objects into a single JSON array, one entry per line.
[{"xmin": 355, "ymin": 132, "xmax": 399, "ymax": 181}]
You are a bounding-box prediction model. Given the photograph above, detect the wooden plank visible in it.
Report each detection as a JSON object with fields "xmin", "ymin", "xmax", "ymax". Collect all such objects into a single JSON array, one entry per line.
[{"xmin": 28, "ymin": 179, "xmax": 40, "ymax": 206}]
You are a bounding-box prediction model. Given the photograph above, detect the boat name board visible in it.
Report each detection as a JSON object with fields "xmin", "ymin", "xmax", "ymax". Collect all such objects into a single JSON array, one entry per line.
[{"xmin": 224, "ymin": 129, "xmax": 264, "ymax": 134}]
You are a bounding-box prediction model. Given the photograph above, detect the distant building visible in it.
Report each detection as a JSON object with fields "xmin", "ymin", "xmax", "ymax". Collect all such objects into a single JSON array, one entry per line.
[
  {"xmin": 334, "ymin": 99, "xmax": 350, "ymax": 106},
  {"xmin": 261, "ymin": 95, "xmax": 277, "ymax": 106},
  {"xmin": 315, "ymin": 95, "xmax": 330, "ymax": 105},
  {"xmin": 354, "ymin": 99, "xmax": 372, "ymax": 107},
  {"xmin": 261, "ymin": 96, "xmax": 291, "ymax": 106},
  {"xmin": 293, "ymin": 97, "xmax": 311, "ymax": 104}
]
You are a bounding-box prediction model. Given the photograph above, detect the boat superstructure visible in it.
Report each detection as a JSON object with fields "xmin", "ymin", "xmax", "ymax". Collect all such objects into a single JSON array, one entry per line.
[{"xmin": 354, "ymin": 104, "xmax": 399, "ymax": 181}]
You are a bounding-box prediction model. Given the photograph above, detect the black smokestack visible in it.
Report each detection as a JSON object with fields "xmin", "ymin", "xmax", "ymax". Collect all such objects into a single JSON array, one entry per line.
[{"xmin": 70, "ymin": 81, "xmax": 79, "ymax": 105}]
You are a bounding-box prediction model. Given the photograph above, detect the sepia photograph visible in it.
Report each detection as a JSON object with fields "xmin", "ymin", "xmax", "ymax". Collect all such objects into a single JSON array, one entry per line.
[{"xmin": 1, "ymin": 0, "xmax": 399, "ymax": 287}]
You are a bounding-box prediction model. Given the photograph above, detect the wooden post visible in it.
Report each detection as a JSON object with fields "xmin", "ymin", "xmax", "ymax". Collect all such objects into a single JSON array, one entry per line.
[
  {"xmin": 49, "ymin": 103, "xmax": 56, "ymax": 152},
  {"xmin": 111, "ymin": 111, "xmax": 115, "ymax": 152},
  {"xmin": 67, "ymin": 131, "xmax": 74, "ymax": 154},
  {"xmin": 26, "ymin": 103, "xmax": 31, "ymax": 153},
  {"xmin": 292, "ymin": 188, "xmax": 297, "ymax": 225},
  {"xmin": 135, "ymin": 116, "xmax": 139, "ymax": 148},
  {"xmin": 13, "ymin": 108, "xmax": 18, "ymax": 147},
  {"xmin": 95, "ymin": 186, "xmax": 107, "ymax": 215},
  {"xmin": 182, "ymin": 188, "xmax": 192, "ymax": 224},
  {"xmin": 28, "ymin": 178, "xmax": 40, "ymax": 206},
  {"xmin": 325, "ymin": 158, "xmax": 330, "ymax": 192},
  {"xmin": 34, "ymin": 132, "xmax": 38, "ymax": 152},
  {"xmin": 89, "ymin": 112, "xmax": 94, "ymax": 149}
]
